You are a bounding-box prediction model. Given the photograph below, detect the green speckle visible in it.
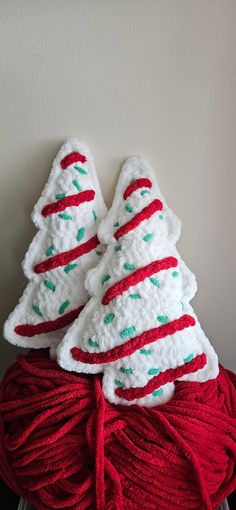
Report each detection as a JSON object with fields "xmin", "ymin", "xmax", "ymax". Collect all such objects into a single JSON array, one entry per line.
[
  {"xmin": 148, "ymin": 368, "xmax": 161, "ymax": 376},
  {"xmin": 74, "ymin": 165, "xmax": 87, "ymax": 175},
  {"xmin": 115, "ymin": 245, "xmax": 121, "ymax": 252},
  {"xmin": 120, "ymin": 367, "xmax": 133, "ymax": 375},
  {"xmin": 115, "ymin": 379, "xmax": 125, "ymax": 388},
  {"xmin": 184, "ymin": 353, "xmax": 194, "ymax": 364},
  {"xmin": 55, "ymin": 192, "xmax": 65, "ymax": 200},
  {"xmin": 125, "ymin": 204, "xmax": 133, "ymax": 213},
  {"xmin": 172, "ymin": 271, "xmax": 179, "ymax": 278},
  {"xmin": 45, "ymin": 245, "xmax": 54, "ymax": 257},
  {"xmin": 159, "ymin": 214, "xmax": 163, "ymax": 220},
  {"xmin": 101, "ymin": 274, "xmax": 110, "ymax": 285},
  {"xmin": 181, "ymin": 301, "xmax": 185, "ymax": 312},
  {"xmin": 96, "ymin": 250, "xmax": 103, "ymax": 256},
  {"xmin": 44, "ymin": 280, "xmax": 56, "ymax": 292},
  {"xmin": 72, "ymin": 179, "xmax": 82, "ymax": 192},
  {"xmin": 152, "ymin": 388, "xmax": 163, "ymax": 397},
  {"xmin": 104, "ymin": 313, "xmax": 115, "ymax": 325},
  {"xmin": 113, "ymin": 221, "xmax": 119, "ymax": 227},
  {"xmin": 32, "ymin": 305, "xmax": 43, "ymax": 317},
  {"xmin": 76, "ymin": 227, "xmax": 85, "ymax": 242},
  {"xmin": 88, "ymin": 338, "xmax": 99, "ymax": 348},
  {"xmin": 143, "ymin": 233, "xmax": 154, "ymax": 242},
  {"xmin": 149, "ymin": 277, "xmax": 160, "ymax": 288},
  {"xmin": 140, "ymin": 348, "xmax": 151, "ymax": 355},
  {"xmin": 58, "ymin": 300, "xmax": 70, "ymax": 315},
  {"xmin": 129, "ymin": 178, "xmax": 135, "ymax": 184},
  {"xmin": 123, "ymin": 262, "xmax": 136, "ymax": 271},
  {"xmin": 58, "ymin": 213, "xmax": 72, "ymax": 220},
  {"xmin": 92, "ymin": 210, "xmax": 97, "ymax": 221},
  {"xmin": 129, "ymin": 293, "xmax": 141, "ymax": 299},
  {"xmin": 120, "ymin": 325, "xmax": 135, "ymax": 339},
  {"xmin": 141, "ymin": 190, "xmax": 150, "ymax": 196},
  {"xmin": 157, "ymin": 315, "xmax": 169, "ymax": 324},
  {"xmin": 64, "ymin": 263, "xmax": 77, "ymax": 273}
]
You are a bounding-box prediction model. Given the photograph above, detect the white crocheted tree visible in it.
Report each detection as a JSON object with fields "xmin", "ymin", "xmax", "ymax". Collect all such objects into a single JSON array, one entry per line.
[
  {"xmin": 58, "ymin": 157, "xmax": 219, "ymax": 407},
  {"xmin": 4, "ymin": 139, "xmax": 107, "ymax": 352}
]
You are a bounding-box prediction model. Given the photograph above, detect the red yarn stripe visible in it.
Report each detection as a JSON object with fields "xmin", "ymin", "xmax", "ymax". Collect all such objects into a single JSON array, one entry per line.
[
  {"xmin": 41, "ymin": 190, "xmax": 95, "ymax": 217},
  {"xmin": 15, "ymin": 304, "xmax": 84, "ymax": 338},
  {"xmin": 102, "ymin": 257, "xmax": 178, "ymax": 305},
  {"xmin": 34, "ymin": 235, "xmax": 99, "ymax": 274},
  {"xmin": 71, "ymin": 315, "xmax": 195, "ymax": 364},
  {"xmin": 123, "ymin": 178, "xmax": 152, "ymax": 199},
  {"xmin": 115, "ymin": 353, "xmax": 207, "ymax": 400},
  {"xmin": 114, "ymin": 199, "xmax": 163, "ymax": 240},
  {"xmin": 61, "ymin": 152, "xmax": 87, "ymax": 169}
]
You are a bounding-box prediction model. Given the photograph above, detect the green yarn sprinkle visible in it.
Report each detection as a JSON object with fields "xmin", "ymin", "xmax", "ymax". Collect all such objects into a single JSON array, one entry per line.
[
  {"xmin": 55, "ymin": 193, "xmax": 65, "ymax": 200},
  {"xmin": 76, "ymin": 227, "xmax": 85, "ymax": 242},
  {"xmin": 45, "ymin": 245, "xmax": 54, "ymax": 257},
  {"xmin": 64, "ymin": 263, "xmax": 77, "ymax": 273},
  {"xmin": 129, "ymin": 293, "xmax": 141, "ymax": 299},
  {"xmin": 172, "ymin": 271, "xmax": 179, "ymax": 278},
  {"xmin": 115, "ymin": 245, "xmax": 121, "ymax": 252},
  {"xmin": 32, "ymin": 305, "xmax": 43, "ymax": 317},
  {"xmin": 58, "ymin": 213, "xmax": 72, "ymax": 220},
  {"xmin": 157, "ymin": 315, "xmax": 169, "ymax": 324},
  {"xmin": 148, "ymin": 368, "xmax": 161, "ymax": 376},
  {"xmin": 115, "ymin": 379, "xmax": 125, "ymax": 388},
  {"xmin": 184, "ymin": 353, "xmax": 194, "ymax": 364},
  {"xmin": 143, "ymin": 233, "xmax": 154, "ymax": 242},
  {"xmin": 101, "ymin": 274, "xmax": 110, "ymax": 285},
  {"xmin": 88, "ymin": 338, "xmax": 99, "ymax": 348},
  {"xmin": 140, "ymin": 348, "xmax": 151, "ymax": 355},
  {"xmin": 72, "ymin": 179, "xmax": 82, "ymax": 192},
  {"xmin": 149, "ymin": 277, "xmax": 160, "ymax": 287},
  {"xmin": 113, "ymin": 221, "xmax": 119, "ymax": 227},
  {"xmin": 104, "ymin": 313, "xmax": 115, "ymax": 325},
  {"xmin": 125, "ymin": 204, "xmax": 133, "ymax": 213},
  {"xmin": 140, "ymin": 189, "xmax": 150, "ymax": 196},
  {"xmin": 120, "ymin": 367, "xmax": 133, "ymax": 375},
  {"xmin": 74, "ymin": 165, "xmax": 87, "ymax": 175},
  {"xmin": 58, "ymin": 300, "xmax": 70, "ymax": 315},
  {"xmin": 120, "ymin": 325, "xmax": 135, "ymax": 339},
  {"xmin": 44, "ymin": 280, "xmax": 56, "ymax": 292},
  {"xmin": 92, "ymin": 210, "xmax": 97, "ymax": 221},
  {"xmin": 152, "ymin": 388, "xmax": 163, "ymax": 397},
  {"xmin": 181, "ymin": 301, "xmax": 185, "ymax": 312},
  {"xmin": 159, "ymin": 214, "xmax": 163, "ymax": 220},
  {"xmin": 96, "ymin": 250, "xmax": 103, "ymax": 256},
  {"xmin": 123, "ymin": 262, "xmax": 136, "ymax": 271}
]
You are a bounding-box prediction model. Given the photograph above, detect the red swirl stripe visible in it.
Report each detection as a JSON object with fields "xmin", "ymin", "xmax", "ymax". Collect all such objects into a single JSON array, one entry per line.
[
  {"xmin": 71, "ymin": 315, "xmax": 195, "ymax": 364},
  {"xmin": 102, "ymin": 257, "xmax": 178, "ymax": 305},
  {"xmin": 114, "ymin": 199, "xmax": 163, "ymax": 240},
  {"xmin": 15, "ymin": 304, "xmax": 85, "ymax": 337},
  {"xmin": 61, "ymin": 152, "xmax": 87, "ymax": 169},
  {"xmin": 41, "ymin": 190, "xmax": 95, "ymax": 217},
  {"xmin": 123, "ymin": 178, "xmax": 152, "ymax": 199},
  {"xmin": 115, "ymin": 353, "xmax": 207, "ymax": 400},
  {"xmin": 34, "ymin": 235, "xmax": 99, "ymax": 274}
]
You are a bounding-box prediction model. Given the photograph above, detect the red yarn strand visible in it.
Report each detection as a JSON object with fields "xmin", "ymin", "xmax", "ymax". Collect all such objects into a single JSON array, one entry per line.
[
  {"xmin": 61, "ymin": 152, "xmax": 87, "ymax": 169},
  {"xmin": 123, "ymin": 178, "xmax": 152, "ymax": 200},
  {"xmin": 41, "ymin": 190, "xmax": 95, "ymax": 217},
  {"xmin": 115, "ymin": 353, "xmax": 207, "ymax": 400},
  {"xmin": 71, "ymin": 315, "xmax": 196, "ymax": 364},
  {"xmin": 15, "ymin": 304, "xmax": 84, "ymax": 337},
  {"xmin": 114, "ymin": 199, "xmax": 163, "ymax": 240},
  {"xmin": 34, "ymin": 235, "xmax": 99, "ymax": 273}
]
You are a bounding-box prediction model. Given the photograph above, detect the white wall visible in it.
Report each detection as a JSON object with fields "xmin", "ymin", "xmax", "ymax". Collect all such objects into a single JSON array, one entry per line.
[{"xmin": 1, "ymin": 0, "xmax": 235, "ymax": 378}]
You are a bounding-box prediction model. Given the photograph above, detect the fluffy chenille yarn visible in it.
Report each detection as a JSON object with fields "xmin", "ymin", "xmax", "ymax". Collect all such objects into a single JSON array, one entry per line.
[{"xmin": 0, "ymin": 350, "xmax": 236, "ymax": 510}]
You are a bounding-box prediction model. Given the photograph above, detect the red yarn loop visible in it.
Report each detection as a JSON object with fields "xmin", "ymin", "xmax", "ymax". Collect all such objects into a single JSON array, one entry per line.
[{"xmin": 0, "ymin": 350, "xmax": 236, "ymax": 510}]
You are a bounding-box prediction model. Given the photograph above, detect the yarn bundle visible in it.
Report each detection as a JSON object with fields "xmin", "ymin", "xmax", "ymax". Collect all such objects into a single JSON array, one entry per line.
[{"xmin": 0, "ymin": 349, "xmax": 236, "ymax": 510}]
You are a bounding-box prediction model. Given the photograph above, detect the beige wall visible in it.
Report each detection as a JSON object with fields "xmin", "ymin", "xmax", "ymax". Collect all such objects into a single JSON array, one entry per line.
[{"xmin": 1, "ymin": 0, "xmax": 235, "ymax": 378}]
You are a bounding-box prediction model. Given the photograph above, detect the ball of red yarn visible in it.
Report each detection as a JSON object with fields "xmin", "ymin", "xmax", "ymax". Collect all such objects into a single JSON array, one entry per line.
[{"xmin": 0, "ymin": 350, "xmax": 236, "ymax": 510}]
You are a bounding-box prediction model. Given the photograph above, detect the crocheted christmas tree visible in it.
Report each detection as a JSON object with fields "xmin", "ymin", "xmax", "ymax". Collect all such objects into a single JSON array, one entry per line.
[
  {"xmin": 57, "ymin": 157, "xmax": 219, "ymax": 407},
  {"xmin": 4, "ymin": 139, "xmax": 107, "ymax": 352}
]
